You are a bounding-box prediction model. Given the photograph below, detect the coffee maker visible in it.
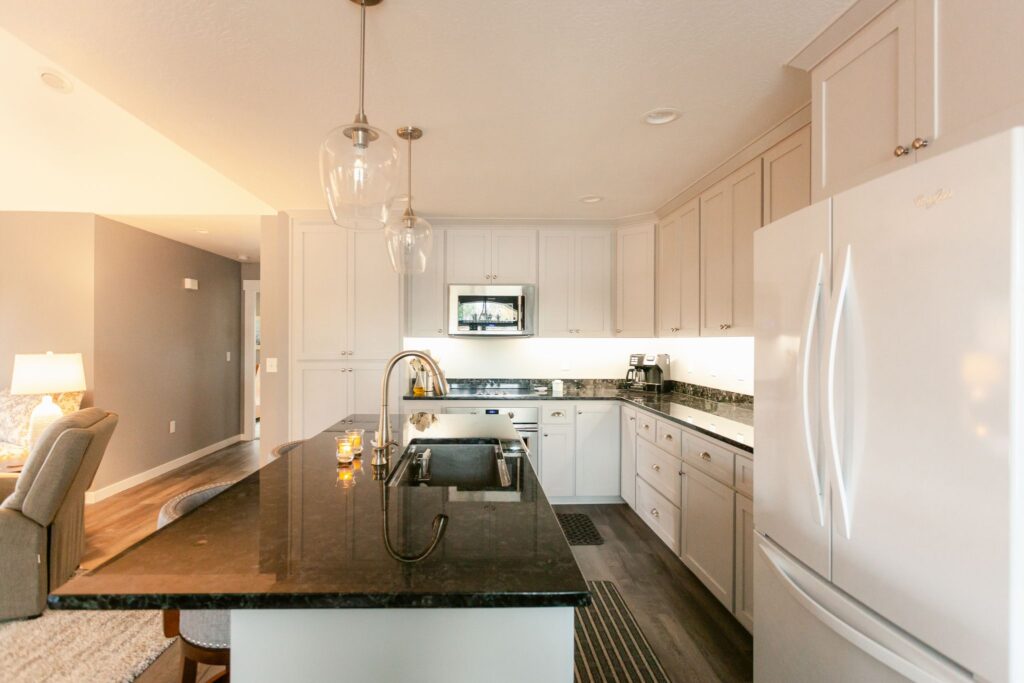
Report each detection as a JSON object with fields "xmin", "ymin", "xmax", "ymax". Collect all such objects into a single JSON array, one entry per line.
[{"xmin": 626, "ymin": 353, "xmax": 670, "ymax": 392}]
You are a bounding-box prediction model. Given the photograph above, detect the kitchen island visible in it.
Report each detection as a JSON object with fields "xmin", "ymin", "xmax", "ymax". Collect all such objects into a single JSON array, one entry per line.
[{"xmin": 50, "ymin": 413, "xmax": 588, "ymax": 681}]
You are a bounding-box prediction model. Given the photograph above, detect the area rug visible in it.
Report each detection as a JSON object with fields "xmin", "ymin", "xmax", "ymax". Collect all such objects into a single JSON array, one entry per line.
[
  {"xmin": 576, "ymin": 581, "xmax": 670, "ymax": 683},
  {"xmin": 0, "ymin": 609, "xmax": 172, "ymax": 682},
  {"xmin": 558, "ymin": 512, "xmax": 605, "ymax": 546}
]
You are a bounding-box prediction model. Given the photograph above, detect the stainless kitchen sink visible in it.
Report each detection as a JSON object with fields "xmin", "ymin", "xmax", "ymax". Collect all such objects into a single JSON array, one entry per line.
[{"xmin": 387, "ymin": 438, "xmax": 521, "ymax": 492}]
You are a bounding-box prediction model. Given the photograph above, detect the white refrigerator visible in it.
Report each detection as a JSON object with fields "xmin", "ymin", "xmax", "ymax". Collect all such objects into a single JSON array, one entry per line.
[{"xmin": 753, "ymin": 128, "xmax": 1024, "ymax": 682}]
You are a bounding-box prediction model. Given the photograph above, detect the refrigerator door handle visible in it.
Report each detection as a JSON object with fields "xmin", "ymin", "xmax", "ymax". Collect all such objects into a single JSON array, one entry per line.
[
  {"xmin": 800, "ymin": 253, "xmax": 826, "ymax": 526},
  {"xmin": 758, "ymin": 536, "xmax": 974, "ymax": 683},
  {"xmin": 826, "ymin": 245, "xmax": 854, "ymax": 539}
]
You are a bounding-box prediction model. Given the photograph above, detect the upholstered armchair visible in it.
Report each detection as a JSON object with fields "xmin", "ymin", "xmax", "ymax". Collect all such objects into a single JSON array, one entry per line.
[{"xmin": 0, "ymin": 408, "xmax": 118, "ymax": 620}]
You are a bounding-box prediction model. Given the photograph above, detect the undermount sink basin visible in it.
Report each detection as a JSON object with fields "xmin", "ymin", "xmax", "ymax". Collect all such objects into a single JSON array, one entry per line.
[{"xmin": 387, "ymin": 438, "xmax": 521, "ymax": 492}]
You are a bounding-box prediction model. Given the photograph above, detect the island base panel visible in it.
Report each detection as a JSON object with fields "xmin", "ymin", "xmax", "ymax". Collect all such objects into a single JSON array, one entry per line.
[{"xmin": 231, "ymin": 606, "xmax": 575, "ymax": 681}]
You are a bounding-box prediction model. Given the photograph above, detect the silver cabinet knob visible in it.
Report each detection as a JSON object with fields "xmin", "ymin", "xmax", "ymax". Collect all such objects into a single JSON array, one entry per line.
[
  {"xmin": 643, "ymin": 424, "xmax": 650, "ymax": 430},
  {"xmin": 616, "ymin": 329, "xmax": 623, "ymax": 333},
  {"xmin": 578, "ymin": 410, "xmax": 583, "ymax": 415},
  {"xmin": 652, "ymin": 464, "xmax": 661, "ymax": 472},
  {"xmin": 650, "ymin": 508, "xmax": 660, "ymax": 518},
  {"xmin": 508, "ymin": 412, "xmax": 515, "ymax": 420},
  {"xmin": 437, "ymin": 329, "xmax": 443, "ymax": 334},
  {"xmin": 629, "ymin": 417, "xmax": 635, "ymax": 421},
  {"xmin": 911, "ymin": 137, "xmax": 929, "ymax": 150},
  {"xmin": 894, "ymin": 144, "xmax": 910, "ymax": 158}
]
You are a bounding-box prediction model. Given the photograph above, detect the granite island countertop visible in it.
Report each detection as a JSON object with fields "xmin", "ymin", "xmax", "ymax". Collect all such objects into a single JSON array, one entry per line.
[
  {"xmin": 49, "ymin": 413, "xmax": 589, "ymax": 611},
  {"xmin": 405, "ymin": 384, "xmax": 754, "ymax": 453}
]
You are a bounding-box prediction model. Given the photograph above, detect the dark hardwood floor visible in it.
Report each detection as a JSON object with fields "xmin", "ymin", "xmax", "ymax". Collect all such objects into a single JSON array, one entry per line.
[
  {"xmin": 83, "ymin": 442, "xmax": 751, "ymax": 682},
  {"xmin": 560, "ymin": 503, "xmax": 753, "ymax": 682}
]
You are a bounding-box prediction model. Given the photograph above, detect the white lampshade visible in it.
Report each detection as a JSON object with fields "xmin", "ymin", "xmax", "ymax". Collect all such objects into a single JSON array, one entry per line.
[{"xmin": 10, "ymin": 352, "xmax": 86, "ymax": 395}]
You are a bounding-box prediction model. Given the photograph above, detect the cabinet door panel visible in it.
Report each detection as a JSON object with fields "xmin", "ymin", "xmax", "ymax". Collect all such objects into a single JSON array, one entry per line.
[
  {"xmin": 538, "ymin": 232, "xmax": 574, "ymax": 336},
  {"xmin": 491, "ymin": 230, "xmax": 537, "ymax": 283},
  {"xmin": 735, "ymin": 493, "xmax": 754, "ymax": 632},
  {"xmin": 541, "ymin": 426, "xmax": 575, "ymax": 497},
  {"xmin": 351, "ymin": 230, "xmax": 400, "ymax": 359},
  {"xmin": 679, "ymin": 200, "xmax": 702, "ymax": 336},
  {"xmin": 446, "ymin": 229, "xmax": 490, "ymax": 284},
  {"xmin": 349, "ymin": 364, "xmax": 399, "ymax": 416},
  {"xmin": 620, "ymin": 407, "xmax": 637, "ymax": 509},
  {"xmin": 575, "ymin": 403, "xmax": 620, "ymax": 497},
  {"xmin": 763, "ymin": 126, "xmax": 811, "ymax": 224},
  {"xmin": 405, "ymin": 229, "xmax": 446, "ymax": 337},
  {"xmin": 700, "ymin": 182, "xmax": 731, "ymax": 336},
  {"xmin": 296, "ymin": 366, "xmax": 348, "ymax": 439},
  {"xmin": 295, "ymin": 227, "xmax": 348, "ymax": 358},
  {"xmin": 656, "ymin": 211, "xmax": 683, "ymax": 336},
  {"xmin": 729, "ymin": 159, "xmax": 762, "ymax": 335},
  {"xmin": 680, "ymin": 466, "xmax": 735, "ymax": 610},
  {"xmin": 573, "ymin": 231, "xmax": 613, "ymax": 336},
  {"xmin": 812, "ymin": 0, "xmax": 916, "ymax": 200},
  {"xmin": 615, "ymin": 223, "xmax": 655, "ymax": 337}
]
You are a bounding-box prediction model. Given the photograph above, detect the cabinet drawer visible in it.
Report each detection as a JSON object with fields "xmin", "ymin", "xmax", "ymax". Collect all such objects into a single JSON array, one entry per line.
[
  {"xmin": 655, "ymin": 420, "xmax": 683, "ymax": 458},
  {"xmin": 636, "ymin": 438, "xmax": 681, "ymax": 506},
  {"xmin": 636, "ymin": 411, "xmax": 657, "ymax": 442},
  {"xmin": 636, "ymin": 478, "xmax": 680, "ymax": 554},
  {"xmin": 542, "ymin": 405, "xmax": 574, "ymax": 425},
  {"xmin": 683, "ymin": 434, "xmax": 735, "ymax": 486},
  {"xmin": 735, "ymin": 454, "xmax": 754, "ymax": 498}
]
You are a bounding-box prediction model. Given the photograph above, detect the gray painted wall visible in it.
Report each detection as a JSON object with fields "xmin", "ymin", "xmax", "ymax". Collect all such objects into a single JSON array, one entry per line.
[
  {"xmin": 91, "ymin": 217, "xmax": 242, "ymax": 489},
  {"xmin": 0, "ymin": 213, "xmax": 96, "ymax": 406},
  {"xmin": 240, "ymin": 262, "xmax": 261, "ymax": 280},
  {"xmin": 258, "ymin": 214, "xmax": 289, "ymax": 462}
]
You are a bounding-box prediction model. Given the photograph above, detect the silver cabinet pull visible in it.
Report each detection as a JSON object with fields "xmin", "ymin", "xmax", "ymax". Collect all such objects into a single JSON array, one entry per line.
[
  {"xmin": 616, "ymin": 329, "xmax": 623, "ymax": 333},
  {"xmin": 643, "ymin": 424, "xmax": 650, "ymax": 430},
  {"xmin": 551, "ymin": 411, "xmax": 564, "ymax": 417},
  {"xmin": 578, "ymin": 410, "xmax": 583, "ymax": 415},
  {"xmin": 629, "ymin": 417, "xmax": 635, "ymax": 421},
  {"xmin": 894, "ymin": 144, "xmax": 910, "ymax": 157},
  {"xmin": 701, "ymin": 451, "xmax": 711, "ymax": 461},
  {"xmin": 650, "ymin": 508, "xmax": 660, "ymax": 518},
  {"xmin": 508, "ymin": 412, "xmax": 515, "ymax": 420},
  {"xmin": 664, "ymin": 434, "xmax": 673, "ymax": 441},
  {"xmin": 437, "ymin": 329, "xmax": 443, "ymax": 334},
  {"xmin": 911, "ymin": 137, "xmax": 929, "ymax": 150}
]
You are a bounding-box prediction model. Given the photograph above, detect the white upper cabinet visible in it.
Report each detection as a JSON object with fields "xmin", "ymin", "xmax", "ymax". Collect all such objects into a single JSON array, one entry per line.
[
  {"xmin": 657, "ymin": 198, "xmax": 701, "ymax": 337},
  {"xmin": 405, "ymin": 229, "xmax": 447, "ymax": 337},
  {"xmin": 811, "ymin": 0, "xmax": 931, "ymax": 200},
  {"xmin": 763, "ymin": 126, "xmax": 811, "ymax": 224},
  {"xmin": 701, "ymin": 158, "xmax": 761, "ymax": 337},
  {"xmin": 445, "ymin": 229, "xmax": 536, "ymax": 284},
  {"xmin": 491, "ymin": 230, "xmax": 537, "ymax": 283},
  {"xmin": 614, "ymin": 222, "xmax": 655, "ymax": 337},
  {"xmin": 293, "ymin": 223, "xmax": 400, "ymax": 361},
  {"xmin": 538, "ymin": 230, "xmax": 613, "ymax": 337}
]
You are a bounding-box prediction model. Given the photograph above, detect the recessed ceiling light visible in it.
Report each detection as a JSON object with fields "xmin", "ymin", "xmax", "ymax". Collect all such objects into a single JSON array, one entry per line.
[
  {"xmin": 196, "ymin": 229, "xmax": 210, "ymax": 234},
  {"xmin": 643, "ymin": 108, "xmax": 681, "ymax": 125},
  {"xmin": 238, "ymin": 255, "xmax": 249, "ymax": 261},
  {"xmin": 39, "ymin": 70, "xmax": 73, "ymax": 94},
  {"xmin": 579, "ymin": 195, "xmax": 603, "ymax": 204}
]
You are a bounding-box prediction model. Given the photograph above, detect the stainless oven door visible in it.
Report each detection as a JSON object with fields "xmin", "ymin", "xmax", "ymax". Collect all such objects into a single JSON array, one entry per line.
[{"xmin": 516, "ymin": 427, "xmax": 539, "ymax": 470}]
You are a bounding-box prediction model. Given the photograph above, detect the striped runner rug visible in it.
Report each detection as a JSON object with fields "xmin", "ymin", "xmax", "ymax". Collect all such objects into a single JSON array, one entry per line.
[{"xmin": 575, "ymin": 580, "xmax": 670, "ymax": 682}]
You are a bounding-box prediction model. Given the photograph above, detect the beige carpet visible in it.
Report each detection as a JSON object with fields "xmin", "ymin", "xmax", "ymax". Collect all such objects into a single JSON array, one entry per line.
[{"xmin": 0, "ymin": 610, "xmax": 172, "ymax": 682}]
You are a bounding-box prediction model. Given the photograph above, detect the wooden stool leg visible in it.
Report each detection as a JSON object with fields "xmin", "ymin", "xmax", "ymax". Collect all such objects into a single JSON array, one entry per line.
[{"xmin": 180, "ymin": 656, "xmax": 198, "ymax": 683}]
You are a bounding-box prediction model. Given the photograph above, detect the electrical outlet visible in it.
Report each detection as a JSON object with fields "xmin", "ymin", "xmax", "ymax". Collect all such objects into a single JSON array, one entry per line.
[
  {"xmin": 169, "ymin": 420, "xmax": 176, "ymax": 434},
  {"xmin": 266, "ymin": 358, "xmax": 278, "ymax": 373},
  {"xmin": 226, "ymin": 351, "xmax": 231, "ymax": 362}
]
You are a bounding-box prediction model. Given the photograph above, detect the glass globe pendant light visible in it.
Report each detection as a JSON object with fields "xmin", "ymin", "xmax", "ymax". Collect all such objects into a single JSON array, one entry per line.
[
  {"xmin": 385, "ymin": 126, "xmax": 433, "ymax": 274},
  {"xmin": 319, "ymin": 0, "xmax": 399, "ymax": 230}
]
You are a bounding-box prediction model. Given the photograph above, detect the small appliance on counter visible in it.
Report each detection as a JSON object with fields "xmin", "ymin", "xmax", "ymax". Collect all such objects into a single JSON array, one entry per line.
[
  {"xmin": 625, "ymin": 353, "xmax": 670, "ymax": 392},
  {"xmin": 551, "ymin": 379, "xmax": 564, "ymax": 397}
]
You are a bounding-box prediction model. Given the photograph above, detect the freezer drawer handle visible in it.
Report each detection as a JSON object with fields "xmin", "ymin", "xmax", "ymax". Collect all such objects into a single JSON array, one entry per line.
[
  {"xmin": 826, "ymin": 245, "xmax": 854, "ymax": 539},
  {"xmin": 758, "ymin": 538, "xmax": 973, "ymax": 683},
  {"xmin": 801, "ymin": 253, "xmax": 826, "ymax": 526}
]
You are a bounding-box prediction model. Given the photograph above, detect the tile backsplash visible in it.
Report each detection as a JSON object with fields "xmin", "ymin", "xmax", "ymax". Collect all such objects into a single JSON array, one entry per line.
[{"xmin": 403, "ymin": 336, "xmax": 754, "ymax": 396}]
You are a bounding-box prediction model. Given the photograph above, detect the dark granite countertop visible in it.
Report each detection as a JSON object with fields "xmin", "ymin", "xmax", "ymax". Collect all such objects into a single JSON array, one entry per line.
[
  {"xmin": 405, "ymin": 386, "xmax": 754, "ymax": 453},
  {"xmin": 49, "ymin": 413, "xmax": 589, "ymax": 611}
]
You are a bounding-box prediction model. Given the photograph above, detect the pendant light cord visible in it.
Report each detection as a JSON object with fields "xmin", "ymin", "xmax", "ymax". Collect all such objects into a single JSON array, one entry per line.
[
  {"xmin": 357, "ymin": 1, "xmax": 367, "ymax": 119},
  {"xmin": 407, "ymin": 135, "xmax": 413, "ymax": 208}
]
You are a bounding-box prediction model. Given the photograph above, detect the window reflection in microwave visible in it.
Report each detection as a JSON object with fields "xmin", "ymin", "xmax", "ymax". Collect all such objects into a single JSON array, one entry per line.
[{"xmin": 457, "ymin": 297, "xmax": 519, "ymax": 324}]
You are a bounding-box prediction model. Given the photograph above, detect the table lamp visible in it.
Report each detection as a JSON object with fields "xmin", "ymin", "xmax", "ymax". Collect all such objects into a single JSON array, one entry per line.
[{"xmin": 10, "ymin": 352, "xmax": 87, "ymax": 448}]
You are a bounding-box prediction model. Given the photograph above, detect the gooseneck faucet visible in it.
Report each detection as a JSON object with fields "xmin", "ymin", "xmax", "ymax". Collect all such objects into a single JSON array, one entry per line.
[{"xmin": 372, "ymin": 350, "xmax": 449, "ymax": 466}]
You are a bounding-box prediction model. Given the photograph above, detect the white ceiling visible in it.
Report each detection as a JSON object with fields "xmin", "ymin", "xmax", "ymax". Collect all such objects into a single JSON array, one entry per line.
[
  {"xmin": 0, "ymin": 0, "xmax": 851, "ymax": 224},
  {"xmin": 103, "ymin": 215, "xmax": 263, "ymax": 262}
]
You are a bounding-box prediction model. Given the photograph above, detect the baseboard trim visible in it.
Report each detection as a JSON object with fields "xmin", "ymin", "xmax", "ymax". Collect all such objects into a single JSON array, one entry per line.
[
  {"xmin": 85, "ymin": 434, "xmax": 243, "ymax": 504},
  {"xmin": 548, "ymin": 496, "xmax": 624, "ymax": 505}
]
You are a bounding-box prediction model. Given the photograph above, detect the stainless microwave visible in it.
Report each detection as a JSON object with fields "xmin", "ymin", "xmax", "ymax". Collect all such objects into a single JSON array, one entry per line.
[{"xmin": 448, "ymin": 285, "xmax": 535, "ymax": 336}]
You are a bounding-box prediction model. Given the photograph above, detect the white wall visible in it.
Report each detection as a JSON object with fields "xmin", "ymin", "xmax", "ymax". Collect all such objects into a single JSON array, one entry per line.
[{"xmin": 403, "ymin": 336, "xmax": 754, "ymax": 396}]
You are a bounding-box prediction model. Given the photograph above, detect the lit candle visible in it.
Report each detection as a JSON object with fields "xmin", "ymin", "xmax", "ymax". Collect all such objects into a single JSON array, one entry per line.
[
  {"xmin": 345, "ymin": 429, "xmax": 365, "ymax": 455},
  {"xmin": 336, "ymin": 436, "xmax": 354, "ymax": 464}
]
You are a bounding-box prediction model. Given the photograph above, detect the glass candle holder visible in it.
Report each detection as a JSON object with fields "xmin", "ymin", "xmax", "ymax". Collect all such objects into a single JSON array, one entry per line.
[
  {"xmin": 345, "ymin": 428, "xmax": 365, "ymax": 455},
  {"xmin": 335, "ymin": 436, "xmax": 354, "ymax": 464}
]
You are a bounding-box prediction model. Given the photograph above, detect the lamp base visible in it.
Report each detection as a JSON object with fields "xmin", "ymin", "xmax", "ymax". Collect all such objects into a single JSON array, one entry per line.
[{"xmin": 28, "ymin": 395, "xmax": 62, "ymax": 450}]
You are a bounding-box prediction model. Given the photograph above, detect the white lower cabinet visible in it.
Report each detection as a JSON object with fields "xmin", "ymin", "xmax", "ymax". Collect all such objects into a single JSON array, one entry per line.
[
  {"xmin": 620, "ymin": 406, "xmax": 638, "ymax": 510},
  {"xmin": 636, "ymin": 478, "xmax": 680, "ymax": 554},
  {"xmin": 540, "ymin": 426, "xmax": 575, "ymax": 497},
  {"xmin": 680, "ymin": 465, "xmax": 736, "ymax": 611},
  {"xmin": 575, "ymin": 403, "xmax": 620, "ymax": 497},
  {"xmin": 734, "ymin": 493, "xmax": 754, "ymax": 632}
]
